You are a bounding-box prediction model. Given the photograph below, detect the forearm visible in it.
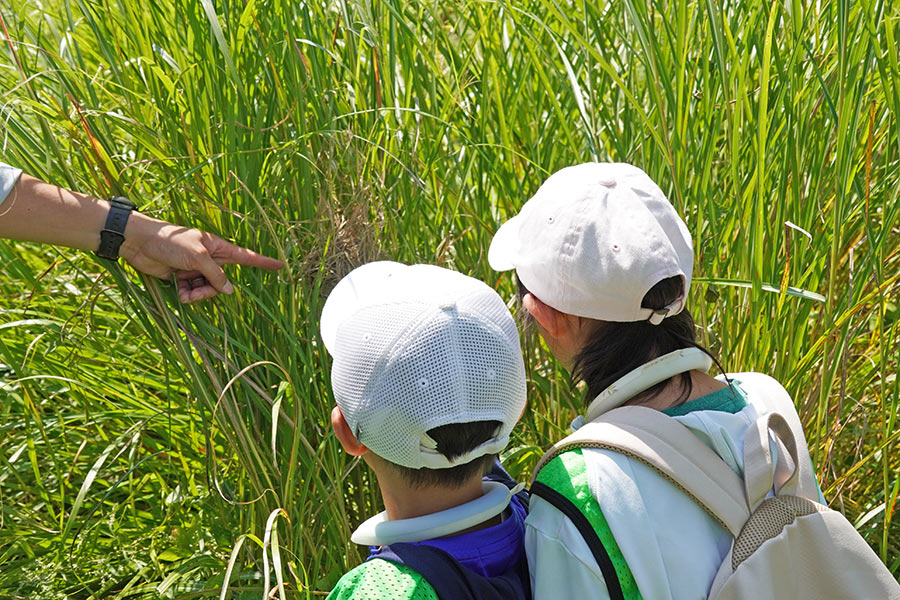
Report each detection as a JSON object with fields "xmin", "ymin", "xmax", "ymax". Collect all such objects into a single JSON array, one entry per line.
[
  {"xmin": 0, "ymin": 170, "xmax": 283, "ymax": 302},
  {"xmin": 0, "ymin": 173, "xmax": 109, "ymax": 251}
]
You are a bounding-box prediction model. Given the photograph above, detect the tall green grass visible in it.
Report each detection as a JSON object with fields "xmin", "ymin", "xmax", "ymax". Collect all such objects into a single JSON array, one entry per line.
[{"xmin": 1, "ymin": 0, "xmax": 898, "ymax": 597}]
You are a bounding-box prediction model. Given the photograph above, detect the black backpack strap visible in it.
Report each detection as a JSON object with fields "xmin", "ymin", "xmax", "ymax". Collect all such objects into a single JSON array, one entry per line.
[
  {"xmin": 373, "ymin": 543, "xmax": 530, "ymax": 600},
  {"xmin": 529, "ymin": 480, "xmax": 625, "ymax": 600}
]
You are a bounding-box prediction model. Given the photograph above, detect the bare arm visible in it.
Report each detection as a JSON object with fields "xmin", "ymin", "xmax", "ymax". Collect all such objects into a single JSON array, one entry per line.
[{"xmin": 0, "ymin": 173, "xmax": 283, "ymax": 302}]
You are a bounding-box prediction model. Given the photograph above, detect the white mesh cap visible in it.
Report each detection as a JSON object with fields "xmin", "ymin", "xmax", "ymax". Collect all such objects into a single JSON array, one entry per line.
[
  {"xmin": 489, "ymin": 162, "xmax": 694, "ymax": 324},
  {"xmin": 320, "ymin": 262, "xmax": 527, "ymax": 470}
]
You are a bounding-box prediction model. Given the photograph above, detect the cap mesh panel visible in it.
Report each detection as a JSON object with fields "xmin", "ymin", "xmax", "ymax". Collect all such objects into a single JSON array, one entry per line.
[
  {"xmin": 332, "ymin": 303, "xmax": 429, "ymax": 440},
  {"xmin": 330, "ymin": 283, "xmax": 526, "ymax": 469}
]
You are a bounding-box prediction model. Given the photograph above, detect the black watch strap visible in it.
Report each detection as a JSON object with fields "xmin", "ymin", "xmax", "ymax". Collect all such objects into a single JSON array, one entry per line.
[{"xmin": 96, "ymin": 196, "xmax": 136, "ymax": 260}]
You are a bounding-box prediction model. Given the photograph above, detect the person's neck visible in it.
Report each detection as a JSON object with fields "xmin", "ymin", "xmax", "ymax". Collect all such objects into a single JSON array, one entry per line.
[
  {"xmin": 367, "ymin": 459, "xmax": 501, "ymax": 534},
  {"xmin": 380, "ymin": 474, "xmax": 486, "ymax": 521},
  {"xmin": 626, "ymin": 369, "xmax": 727, "ymax": 411}
]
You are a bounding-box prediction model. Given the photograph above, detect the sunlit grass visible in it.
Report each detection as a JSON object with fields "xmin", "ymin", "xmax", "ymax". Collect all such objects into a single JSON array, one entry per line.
[{"xmin": 1, "ymin": 0, "xmax": 898, "ymax": 597}]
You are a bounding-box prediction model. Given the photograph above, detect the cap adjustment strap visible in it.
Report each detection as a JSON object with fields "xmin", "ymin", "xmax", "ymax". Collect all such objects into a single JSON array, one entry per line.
[
  {"xmin": 645, "ymin": 295, "xmax": 686, "ymax": 326},
  {"xmin": 648, "ymin": 308, "xmax": 670, "ymax": 325},
  {"xmin": 416, "ymin": 434, "xmax": 510, "ymax": 469}
]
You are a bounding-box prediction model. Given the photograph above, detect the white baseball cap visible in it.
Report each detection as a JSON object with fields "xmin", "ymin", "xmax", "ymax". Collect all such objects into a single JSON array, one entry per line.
[
  {"xmin": 320, "ymin": 261, "xmax": 527, "ymax": 470},
  {"xmin": 489, "ymin": 162, "xmax": 693, "ymax": 324}
]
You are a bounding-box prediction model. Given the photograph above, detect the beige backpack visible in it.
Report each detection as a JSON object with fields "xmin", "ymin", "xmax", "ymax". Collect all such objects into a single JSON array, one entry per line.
[{"xmin": 532, "ymin": 406, "xmax": 900, "ymax": 600}]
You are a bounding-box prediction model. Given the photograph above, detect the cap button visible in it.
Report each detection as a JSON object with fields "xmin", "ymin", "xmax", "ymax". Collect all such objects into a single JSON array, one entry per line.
[
  {"xmin": 598, "ymin": 177, "xmax": 616, "ymax": 187},
  {"xmin": 439, "ymin": 301, "xmax": 457, "ymax": 311}
]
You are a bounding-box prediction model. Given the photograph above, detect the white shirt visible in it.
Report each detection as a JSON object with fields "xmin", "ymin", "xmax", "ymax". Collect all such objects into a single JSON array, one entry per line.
[
  {"xmin": 0, "ymin": 161, "xmax": 22, "ymax": 207},
  {"xmin": 525, "ymin": 372, "xmax": 820, "ymax": 600}
]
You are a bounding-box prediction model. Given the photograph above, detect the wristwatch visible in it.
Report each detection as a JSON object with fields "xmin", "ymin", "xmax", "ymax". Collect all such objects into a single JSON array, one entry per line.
[{"xmin": 96, "ymin": 196, "xmax": 137, "ymax": 260}]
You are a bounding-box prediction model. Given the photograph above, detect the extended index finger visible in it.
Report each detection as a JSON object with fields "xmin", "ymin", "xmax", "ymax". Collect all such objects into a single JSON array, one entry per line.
[{"xmin": 214, "ymin": 240, "xmax": 284, "ymax": 270}]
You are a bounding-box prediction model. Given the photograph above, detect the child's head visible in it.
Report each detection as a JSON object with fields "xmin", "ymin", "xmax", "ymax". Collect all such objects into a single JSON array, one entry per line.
[
  {"xmin": 489, "ymin": 162, "xmax": 704, "ymax": 402},
  {"xmin": 320, "ymin": 262, "xmax": 526, "ymax": 489}
]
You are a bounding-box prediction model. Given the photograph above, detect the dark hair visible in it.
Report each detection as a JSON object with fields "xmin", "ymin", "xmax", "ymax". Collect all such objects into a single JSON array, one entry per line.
[
  {"xmin": 389, "ymin": 420, "xmax": 502, "ymax": 488},
  {"xmin": 518, "ymin": 274, "xmax": 721, "ymax": 408}
]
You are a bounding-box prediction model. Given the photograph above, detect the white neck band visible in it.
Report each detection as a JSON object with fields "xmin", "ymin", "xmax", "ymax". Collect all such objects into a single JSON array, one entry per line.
[
  {"xmin": 350, "ymin": 480, "xmax": 524, "ymax": 546},
  {"xmin": 574, "ymin": 347, "xmax": 713, "ymax": 429}
]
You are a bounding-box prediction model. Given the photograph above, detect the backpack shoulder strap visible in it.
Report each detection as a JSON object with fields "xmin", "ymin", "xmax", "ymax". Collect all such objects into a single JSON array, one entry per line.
[
  {"xmin": 742, "ymin": 411, "xmax": 801, "ymax": 509},
  {"xmin": 729, "ymin": 372, "xmax": 820, "ymax": 499},
  {"xmin": 531, "ymin": 406, "xmax": 750, "ymax": 537}
]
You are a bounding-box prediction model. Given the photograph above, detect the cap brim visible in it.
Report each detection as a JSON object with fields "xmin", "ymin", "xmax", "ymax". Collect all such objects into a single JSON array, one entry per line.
[
  {"xmin": 320, "ymin": 261, "xmax": 408, "ymax": 353},
  {"xmin": 487, "ymin": 215, "xmax": 521, "ymax": 272}
]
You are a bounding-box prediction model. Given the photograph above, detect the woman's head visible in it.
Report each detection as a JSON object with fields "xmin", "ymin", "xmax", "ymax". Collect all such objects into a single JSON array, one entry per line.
[
  {"xmin": 489, "ymin": 162, "xmax": 694, "ymax": 325},
  {"xmin": 519, "ymin": 275, "xmax": 700, "ymax": 404},
  {"xmin": 493, "ymin": 162, "xmax": 709, "ymax": 405}
]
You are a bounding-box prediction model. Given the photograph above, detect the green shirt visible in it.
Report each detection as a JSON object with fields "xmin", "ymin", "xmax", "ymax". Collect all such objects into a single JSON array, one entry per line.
[{"xmin": 327, "ymin": 557, "xmax": 438, "ymax": 600}]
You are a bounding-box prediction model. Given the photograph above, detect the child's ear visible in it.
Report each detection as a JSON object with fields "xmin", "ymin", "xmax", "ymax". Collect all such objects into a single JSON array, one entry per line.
[
  {"xmin": 332, "ymin": 406, "xmax": 369, "ymax": 457},
  {"xmin": 523, "ymin": 292, "xmax": 572, "ymax": 339}
]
